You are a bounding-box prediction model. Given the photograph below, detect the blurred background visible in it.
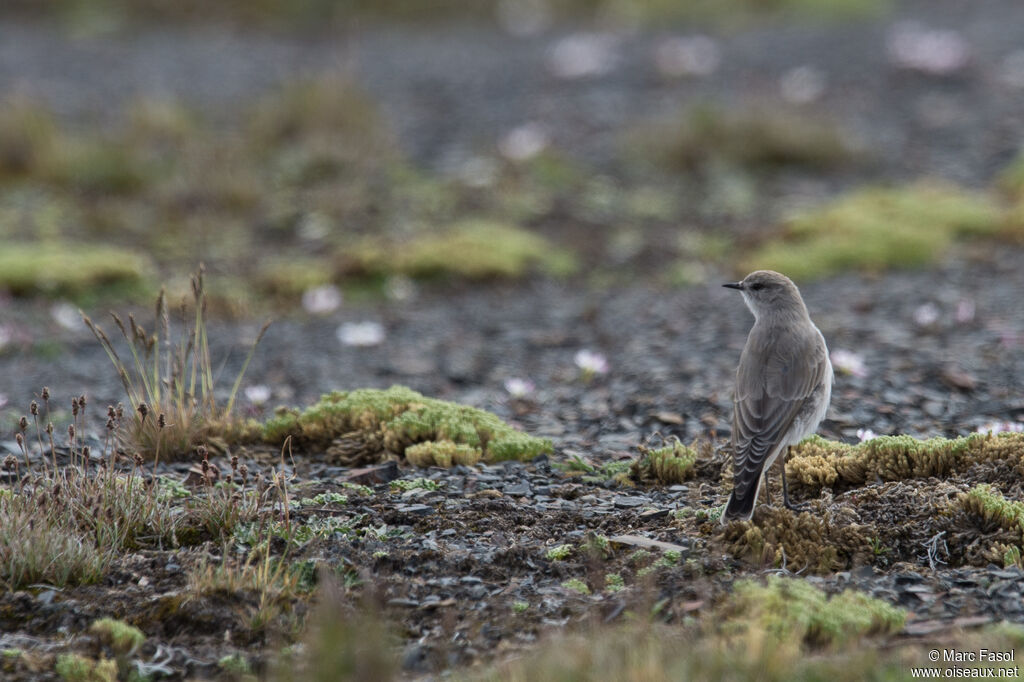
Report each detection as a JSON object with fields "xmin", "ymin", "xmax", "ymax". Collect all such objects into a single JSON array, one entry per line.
[{"xmin": 0, "ymin": 0, "xmax": 1022, "ymax": 314}]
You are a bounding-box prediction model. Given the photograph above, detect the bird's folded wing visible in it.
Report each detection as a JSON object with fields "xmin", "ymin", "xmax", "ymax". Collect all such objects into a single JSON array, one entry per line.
[{"xmin": 731, "ymin": 327, "xmax": 828, "ymax": 498}]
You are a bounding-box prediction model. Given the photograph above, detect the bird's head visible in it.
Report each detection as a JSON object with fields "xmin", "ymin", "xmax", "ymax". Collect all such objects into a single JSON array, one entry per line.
[{"xmin": 723, "ymin": 270, "xmax": 807, "ymax": 321}]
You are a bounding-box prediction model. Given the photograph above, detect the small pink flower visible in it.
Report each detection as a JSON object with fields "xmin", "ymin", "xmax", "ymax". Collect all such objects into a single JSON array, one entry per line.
[
  {"xmin": 913, "ymin": 302, "xmax": 940, "ymax": 328},
  {"xmin": 337, "ymin": 321, "xmax": 385, "ymax": 347},
  {"xmin": 887, "ymin": 22, "xmax": 970, "ymax": 76},
  {"xmin": 503, "ymin": 378, "xmax": 536, "ymax": 398},
  {"xmin": 244, "ymin": 385, "xmax": 272, "ymax": 405},
  {"xmin": 499, "ymin": 123, "xmax": 549, "ymax": 162},
  {"xmin": 856, "ymin": 428, "xmax": 878, "ymax": 443},
  {"xmin": 548, "ymin": 33, "xmax": 618, "ymax": 79},
  {"xmin": 51, "ymin": 303, "xmax": 85, "ymax": 332},
  {"xmin": 830, "ymin": 349, "xmax": 867, "ymax": 378},
  {"xmin": 955, "ymin": 298, "xmax": 975, "ymax": 324},
  {"xmin": 301, "ymin": 285, "xmax": 342, "ymax": 315},
  {"xmin": 977, "ymin": 421, "xmax": 1024, "ymax": 435},
  {"xmin": 574, "ymin": 349, "xmax": 609, "ymax": 377}
]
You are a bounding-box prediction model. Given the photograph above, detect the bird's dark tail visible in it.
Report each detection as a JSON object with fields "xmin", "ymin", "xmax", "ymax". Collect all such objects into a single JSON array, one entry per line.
[{"xmin": 720, "ymin": 479, "xmax": 761, "ymax": 523}]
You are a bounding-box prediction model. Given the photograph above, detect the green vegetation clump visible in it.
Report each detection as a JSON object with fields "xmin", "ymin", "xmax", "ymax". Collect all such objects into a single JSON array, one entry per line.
[
  {"xmin": 218, "ymin": 653, "xmax": 253, "ymax": 675},
  {"xmin": 722, "ymin": 576, "xmax": 905, "ymax": 649},
  {"xmin": 645, "ymin": 102, "xmax": 853, "ymax": 172},
  {"xmin": 345, "ymin": 220, "xmax": 578, "ymax": 281},
  {"xmin": 630, "ymin": 437, "xmax": 699, "ymax": 484},
  {"xmin": 0, "ymin": 0, "xmax": 889, "ymax": 30},
  {"xmin": 0, "ymin": 243, "xmax": 150, "ymax": 298},
  {"xmin": 389, "ymin": 478, "xmax": 441, "ymax": 492},
  {"xmin": 744, "ymin": 183, "xmax": 1010, "ymax": 280},
  {"xmin": 960, "ymin": 484, "xmax": 1024, "ymax": 567},
  {"xmin": 561, "ymin": 578, "xmax": 591, "ymax": 595},
  {"xmin": 721, "ymin": 507, "xmax": 873, "ymax": 573},
  {"xmin": 263, "ymin": 385, "xmax": 552, "ymax": 465},
  {"xmin": 604, "ymin": 573, "xmax": 625, "ymax": 593},
  {"xmin": 89, "ymin": 618, "xmax": 144, "ymax": 655},
  {"xmin": 83, "ymin": 268, "xmax": 268, "ymax": 460},
  {"xmin": 960, "ymin": 484, "xmax": 1024, "ymax": 534},
  {"xmin": 405, "ymin": 440, "xmax": 482, "ymax": 468},
  {"xmin": 546, "ymin": 544, "xmax": 574, "ymax": 561},
  {"xmin": 998, "ymin": 151, "xmax": 1024, "ymax": 199},
  {"xmin": 54, "ymin": 654, "xmax": 118, "ymax": 682},
  {"xmin": 786, "ymin": 432, "xmax": 1024, "ymax": 491}
]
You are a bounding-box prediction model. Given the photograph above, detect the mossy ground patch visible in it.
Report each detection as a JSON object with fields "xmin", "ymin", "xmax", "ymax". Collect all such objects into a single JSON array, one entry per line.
[
  {"xmin": 742, "ymin": 182, "xmax": 1019, "ymax": 280},
  {"xmin": 658, "ymin": 433, "xmax": 1024, "ymax": 573},
  {"xmin": 263, "ymin": 385, "xmax": 552, "ymax": 465},
  {"xmin": 342, "ymin": 220, "xmax": 578, "ymax": 281}
]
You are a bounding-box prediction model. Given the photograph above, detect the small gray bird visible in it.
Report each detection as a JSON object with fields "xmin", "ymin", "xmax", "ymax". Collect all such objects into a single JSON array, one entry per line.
[{"xmin": 720, "ymin": 270, "xmax": 833, "ymax": 523}]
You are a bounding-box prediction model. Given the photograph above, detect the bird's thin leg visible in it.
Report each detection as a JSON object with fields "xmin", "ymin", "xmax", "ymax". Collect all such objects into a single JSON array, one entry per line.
[
  {"xmin": 781, "ymin": 446, "xmax": 809, "ymax": 513},
  {"xmin": 761, "ymin": 472, "xmax": 773, "ymax": 504}
]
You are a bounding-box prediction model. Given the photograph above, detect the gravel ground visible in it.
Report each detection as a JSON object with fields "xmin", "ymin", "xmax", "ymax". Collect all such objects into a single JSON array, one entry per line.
[
  {"xmin": 2, "ymin": 0, "xmax": 1024, "ymax": 181},
  {"xmin": 2, "ymin": 0, "xmax": 1024, "ymax": 677}
]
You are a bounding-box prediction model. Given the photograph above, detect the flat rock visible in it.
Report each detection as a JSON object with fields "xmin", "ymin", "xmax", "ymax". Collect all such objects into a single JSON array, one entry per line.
[
  {"xmin": 504, "ymin": 482, "xmax": 532, "ymax": 496},
  {"xmin": 345, "ymin": 461, "xmax": 399, "ymax": 485},
  {"xmin": 608, "ymin": 534, "xmax": 688, "ymax": 554},
  {"xmin": 397, "ymin": 504, "xmax": 435, "ymax": 516}
]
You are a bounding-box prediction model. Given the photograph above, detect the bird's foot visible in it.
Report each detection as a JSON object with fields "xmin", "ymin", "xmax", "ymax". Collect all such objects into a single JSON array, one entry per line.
[{"xmin": 783, "ymin": 498, "xmax": 810, "ymax": 513}]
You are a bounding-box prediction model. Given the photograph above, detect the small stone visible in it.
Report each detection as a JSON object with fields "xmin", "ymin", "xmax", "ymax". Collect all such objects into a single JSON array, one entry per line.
[
  {"xmin": 398, "ymin": 504, "xmax": 435, "ymax": 516},
  {"xmin": 851, "ymin": 565, "xmax": 876, "ymax": 580},
  {"xmin": 613, "ymin": 496, "xmax": 646, "ymax": 509},
  {"xmin": 345, "ymin": 461, "xmax": 399, "ymax": 485},
  {"xmin": 504, "ymin": 482, "xmax": 532, "ymax": 496},
  {"xmin": 608, "ymin": 535, "xmax": 688, "ymax": 554},
  {"xmin": 639, "ymin": 508, "xmax": 669, "ymax": 520}
]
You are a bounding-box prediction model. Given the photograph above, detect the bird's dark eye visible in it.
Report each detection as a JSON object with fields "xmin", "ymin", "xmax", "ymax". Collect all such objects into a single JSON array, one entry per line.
[{"xmin": 749, "ymin": 282, "xmax": 765, "ymax": 291}]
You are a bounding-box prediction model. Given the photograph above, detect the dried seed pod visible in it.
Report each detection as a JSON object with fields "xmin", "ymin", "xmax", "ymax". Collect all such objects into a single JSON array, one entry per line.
[
  {"xmin": 18, "ymin": 416, "xmax": 28, "ymax": 431},
  {"xmin": 15, "ymin": 433, "xmax": 23, "ymax": 447},
  {"xmin": 67, "ymin": 424, "xmax": 75, "ymax": 439},
  {"xmin": 41, "ymin": 387, "xmax": 50, "ymax": 401},
  {"xmin": 107, "ymin": 405, "xmax": 116, "ymax": 420},
  {"xmin": 3, "ymin": 455, "xmax": 17, "ymax": 470},
  {"xmin": 158, "ymin": 413, "xmax": 166, "ymax": 429},
  {"xmin": 78, "ymin": 395, "xmax": 87, "ymax": 408},
  {"xmin": 137, "ymin": 403, "xmax": 149, "ymax": 420},
  {"xmin": 197, "ymin": 445, "xmax": 208, "ymax": 460},
  {"xmin": 30, "ymin": 401, "xmax": 38, "ymax": 416},
  {"xmin": 72, "ymin": 397, "xmax": 79, "ymax": 416}
]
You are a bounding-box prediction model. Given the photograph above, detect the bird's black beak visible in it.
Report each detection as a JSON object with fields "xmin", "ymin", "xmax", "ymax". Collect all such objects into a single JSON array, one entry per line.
[{"xmin": 722, "ymin": 281, "xmax": 743, "ymax": 290}]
